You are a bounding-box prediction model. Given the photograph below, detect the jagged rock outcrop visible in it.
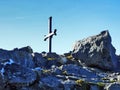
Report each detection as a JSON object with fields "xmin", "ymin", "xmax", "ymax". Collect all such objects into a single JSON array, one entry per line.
[
  {"xmin": 5, "ymin": 63, "xmax": 37, "ymax": 86},
  {"xmin": 0, "ymin": 59, "xmax": 37, "ymax": 90},
  {"xmin": 0, "ymin": 31, "xmax": 120, "ymax": 90},
  {"xmin": 72, "ymin": 30, "xmax": 118, "ymax": 70},
  {"xmin": 0, "ymin": 46, "xmax": 35, "ymax": 68},
  {"xmin": 0, "ymin": 46, "xmax": 37, "ymax": 89},
  {"xmin": 19, "ymin": 46, "xmax": 33, "ymax": 53}
]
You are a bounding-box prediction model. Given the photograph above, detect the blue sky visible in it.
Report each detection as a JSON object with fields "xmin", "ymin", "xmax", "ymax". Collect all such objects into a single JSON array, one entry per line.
[{"xmin": 0, "ymin": 0, "xmax": 120, "ymax": 54}]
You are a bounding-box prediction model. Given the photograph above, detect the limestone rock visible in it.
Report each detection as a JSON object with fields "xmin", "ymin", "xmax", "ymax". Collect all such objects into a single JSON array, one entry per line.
[
  {"xmin": 3, "ymin": 63, "xmax": 37, "ymax": 87},
  {"xmin": 0, "ymin": 30, "xmax": 120, "ymax": 90},
  {"xmin": 43, "ymin": 53, "xmax": 61, "ymax": 69},
  {"xmin": 0, "ymin": 74, "xmax": 5, "ymax": 90},
  {"xmin": 44, "ymin": 52, "xmax": 60, "ymax": 60},
  {"xmin": 62, "ymin": 80, "xmax": 76, "ymax": 90},
  {"xmin": 19, "ymin": 46, "xmax": 33, "ymax": 53},
  {"xmin": 0, "ymin": 46, "xmax": 35, "ymax": 69},
  {"xmin": 72, "ymin": 30, "xmax": 118, "ymax": 70},
  {"xmin": 33, "ymin": 53, "xmax": 47, "ymax": 68},
  {"xmin": 62, "ymin": 64, "xmax": 98, "ymax": 78},
  {"xmin": 106, "ymin": 83, "xmax": 120, "ymax": 90},
  {"xmin": 40, "ymin": 76, "xmax": 63, "ymax": 89},
  {"xmin": 117, "ymin": 55, "xmax": 120, "ymax": 61},
  {"xmin": 0, "ymin": 58, "xmax": 37, "ymax": 90}
]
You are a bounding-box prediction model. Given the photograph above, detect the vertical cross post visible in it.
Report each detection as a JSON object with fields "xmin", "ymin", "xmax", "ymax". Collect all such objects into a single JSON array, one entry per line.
[
  {"xmin": 48, "ymin": 16, "xmax": 52, "ymax": 53},
  {"xmin": 44, "ymin": 16, "xmax": 57, "ymax": 53}
]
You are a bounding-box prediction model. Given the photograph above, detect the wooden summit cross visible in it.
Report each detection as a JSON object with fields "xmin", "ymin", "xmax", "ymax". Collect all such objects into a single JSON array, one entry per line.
[{"xmin": 44, "ymin": 16, "xmax": 57, "ymax": 53}]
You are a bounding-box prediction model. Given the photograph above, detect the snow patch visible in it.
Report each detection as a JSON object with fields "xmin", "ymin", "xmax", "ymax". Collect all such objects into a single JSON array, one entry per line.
[
  {"xmin": 0, "ymin": 68, "xmax": 5, "ymax": 77},
  {"xmin": 3, "ymin": 59, "xmax": 14, "ymax": 65},
  {"xmin": 32, "ymin": 53, "xmax": 35, "ymax": 57},
  {"xmin": 32, "ymin": 67, "xmax": 43, "ymax": 71}
]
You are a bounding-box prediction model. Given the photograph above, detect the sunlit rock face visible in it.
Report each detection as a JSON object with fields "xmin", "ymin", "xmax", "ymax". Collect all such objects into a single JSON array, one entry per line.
[{"xmin": 72, "ymin": 30, "xmax": 118, "ymax": 70}]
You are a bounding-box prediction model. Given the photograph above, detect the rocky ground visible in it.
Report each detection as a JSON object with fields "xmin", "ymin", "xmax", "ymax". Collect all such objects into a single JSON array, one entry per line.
[{"xmin": 0, "ymin": 30, "xmax": 120, "ymax": 90}]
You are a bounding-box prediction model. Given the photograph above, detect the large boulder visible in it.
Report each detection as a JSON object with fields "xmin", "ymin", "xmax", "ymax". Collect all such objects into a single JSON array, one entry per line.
[
  {"xmin": 0, "ymin": 46, "xmax": 35, "ymax": 69},
  {"xmin": 0, "ymin": 59, "xmax": 37, "ymax": 89},
  {"xmin": 72, "ymin": 30, "xmax": 118, "ymax": 70}
]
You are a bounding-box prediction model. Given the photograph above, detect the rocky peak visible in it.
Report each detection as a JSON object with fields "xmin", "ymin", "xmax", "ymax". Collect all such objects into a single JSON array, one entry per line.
[
  {"xmin": 0, "ymin": 31, "xmax": 120, "ymax": 90},
  {"xmin": 19, "ymin": 46, "xmax": 33, "ymax": 53},
  {"xmin": 72, "ymin": 30, "xmax": 118, "ymax": 70}
]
